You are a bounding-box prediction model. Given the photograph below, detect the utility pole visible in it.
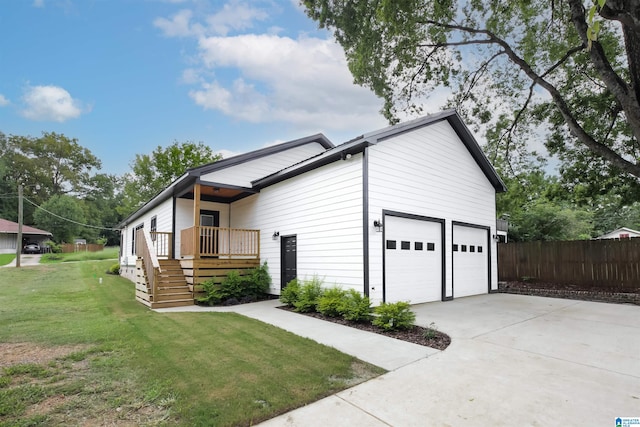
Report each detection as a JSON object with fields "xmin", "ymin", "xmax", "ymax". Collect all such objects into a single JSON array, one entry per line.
[{"xmin": 16, "ymin": 184, "xmax": 23, "ymax": 268}]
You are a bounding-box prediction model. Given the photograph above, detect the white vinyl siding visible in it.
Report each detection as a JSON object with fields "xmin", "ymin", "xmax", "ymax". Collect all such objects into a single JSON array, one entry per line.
[
  {"xmin": 231, "ymin": 153, "xmax": 364, "ymax": 294},
  {"xmin": 367, "ymin": 120, "xmax": 498, "ymax": 303},
  {"xmin": 174, "ymin": 198, "xmax": 230, "ymax": 258},
  {"xmin": 120, "ymin": 197, "xmax": 173, "ymax": 266},
  {"xmin": 0, "ymin": 234, "xmax": 16, "ymax": 254},
  {"xmin": 200, "ymin": 143, "xmax": 327, "ymax": 187}
]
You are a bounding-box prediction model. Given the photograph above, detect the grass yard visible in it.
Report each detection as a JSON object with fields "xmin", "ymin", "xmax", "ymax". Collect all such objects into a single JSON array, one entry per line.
[
  {"xmin": 40, "ymin": 246, "xmax": 120, "ymax": 263},
  {"xmin": 0, "ymin": 254, "xmax": 15, "ymax": 267},
  {"xmin": 0, "ymin": 261, "xmax": 383, "ymax": 426}
]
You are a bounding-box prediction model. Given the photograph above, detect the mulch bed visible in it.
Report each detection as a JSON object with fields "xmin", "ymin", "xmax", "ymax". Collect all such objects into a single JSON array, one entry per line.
[
  {"xmin": 498, "ymin": 281, "xmax": 640, "ymax": 305},
  {"xmin": 277, "ymin": 305, "xmax": 451, "ymax": 351}
]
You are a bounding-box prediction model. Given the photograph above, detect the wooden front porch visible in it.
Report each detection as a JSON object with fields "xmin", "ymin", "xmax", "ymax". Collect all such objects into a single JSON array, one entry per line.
[{"xmin": 135, "ymin": 227, "xmax": 260, "ymax": 308}]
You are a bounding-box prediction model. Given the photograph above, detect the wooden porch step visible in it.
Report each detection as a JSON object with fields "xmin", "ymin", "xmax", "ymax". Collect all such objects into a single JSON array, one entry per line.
[
  {"xmin": 149, "ymin": 299, "xmax": 194, "ymax": 309},
  {"xmin": 153, "ymin": 291, "xmax": 193, "ymax": 302}
]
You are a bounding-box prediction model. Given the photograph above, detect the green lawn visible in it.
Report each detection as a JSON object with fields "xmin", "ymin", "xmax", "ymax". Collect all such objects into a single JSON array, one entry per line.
[
  {"xmin": 0, "ymin": 254, "xmax": 15, "ymax": 266},
  {"xmin": 40, "ymin": 246, "xmax": 120, "ymax": 263},
  {"xmin": 0, "ymin": 261, "xmax": 383, "ymax": 426}
]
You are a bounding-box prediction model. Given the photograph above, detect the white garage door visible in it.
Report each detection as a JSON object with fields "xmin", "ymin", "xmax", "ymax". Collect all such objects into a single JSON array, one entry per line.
[
  {"xmin": 385, "ymin": 215, "xmax": 442, "ymax": 304},
  {"xmin": 453, "ymin": 224, "xmax": 489, "ymax": 298}
]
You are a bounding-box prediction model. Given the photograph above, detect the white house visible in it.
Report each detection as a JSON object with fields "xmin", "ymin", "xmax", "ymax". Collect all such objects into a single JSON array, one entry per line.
[
  {"xmin": 0, "ymin": 218, "xmax": 52, "ymax": 254},
  {"xmin": 118, "ymin": 110, "xmax": 506, "ymax": 308},
  {"xmin": 595, "ymin": 227, "xmax": 640, "ymax": 240}
]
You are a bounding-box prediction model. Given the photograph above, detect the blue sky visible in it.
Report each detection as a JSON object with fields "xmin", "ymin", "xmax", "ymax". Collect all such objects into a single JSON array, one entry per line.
[{"xmin": 0, "ymin": 0, "xmax": 396, "ymax": 175}]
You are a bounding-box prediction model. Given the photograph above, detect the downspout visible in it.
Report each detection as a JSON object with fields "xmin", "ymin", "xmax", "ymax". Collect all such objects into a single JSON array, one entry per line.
[{"xmin": 362, "ymin": 148, "xmax": 370, "ymax": 297}]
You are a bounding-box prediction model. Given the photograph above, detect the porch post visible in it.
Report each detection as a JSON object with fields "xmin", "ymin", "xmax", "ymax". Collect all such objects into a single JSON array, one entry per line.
[{"xmin": 193, "ymin": 183, "xmax": 201, "ymax": 260}]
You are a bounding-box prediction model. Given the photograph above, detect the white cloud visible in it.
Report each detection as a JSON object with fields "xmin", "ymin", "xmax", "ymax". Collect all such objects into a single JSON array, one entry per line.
[
  {"xmin": 154, "ymin": 9, "xmax": 203, "ymax": 37},
  {"xmin": 189, "ymin": 33, "xmax": 385, "ymax": 131},
  {"xmin": 218, "ymin": 148, "xmax": 244, "ymax": 159},
  {"xmin": 0, "ymin": 94, "xmax": 9, "ymax": 106},
  {"xmin": 154, "ymin": 2, "xmax": 268, "ymax": 38},
  {"xmin": 156, "ymin": 2, "xmax": 387, "ymax": 133},
  {"xmin": 33, "ymin": 0, "xmax": 44, "ymax": 8},
  {"xmin": 205, "ymin": 0, "xmax": 268, "ymax": 36},
  {"xmin": 21, "ymin": 85, "xmax": 86, "ymax": 122}
]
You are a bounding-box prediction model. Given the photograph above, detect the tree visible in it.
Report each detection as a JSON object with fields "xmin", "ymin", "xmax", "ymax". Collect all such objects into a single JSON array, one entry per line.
[
  {"xmin": 509, "ymin": 200, "xmax": 594, "ymax": 241},
  {"xmin": 2, "ymin": 132, "xmax": 101, "ymax": 196},
  {"xmin": 118, "ymin": 141, "xmax": 222, "ymax": 216},
  {"xmin": 303, "ymin": 0, "xmax": 640, "ymax": 188},
  {"xmin": 33, "ymin": 195, "xmax": 86, "ymax": 243},
  {"xmin": 79, "ymin": 173, "xmax": 123, "ymax": 245}
]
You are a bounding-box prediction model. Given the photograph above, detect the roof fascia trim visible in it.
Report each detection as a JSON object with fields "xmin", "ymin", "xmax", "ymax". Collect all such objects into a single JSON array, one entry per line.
[{"xmin": 190, "ymin": 134, "xmax": 334, "ymax": 177}]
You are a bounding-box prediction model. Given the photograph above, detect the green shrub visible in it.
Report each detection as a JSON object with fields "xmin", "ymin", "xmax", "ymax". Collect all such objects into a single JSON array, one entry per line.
[
  {"xmin": 339, "ymin": 289, "xmax": 372, "ymax": 322},
  {"xmin": 197, "ymin": 264, "xmax": 273, "ymax": 306},
  {"xmin": 293, "ymin": 276, "xmax": 324, "ymax": 313},
  {"xmin": 41, "ymin": 253, "xmax": 64, "ymax": 262},
  {"xmin": 246, "ymin": 262, "xmax": 271, "ymax": 298},
  {"xmin": 43, "ymin": 240, "xmax": 61, "ymax": 253},
  {"xmin": 196, "ymin": 279, "xmax": 223, "ymax": 306},
  {"xmin": 107, "ymin": 263, "xmax": 120, "ymax": 275},
  {"xmin": 280, "ymin": 278, "xmax": 301, "ymax": 307},
  {"xmin": 317, "ymin": 287, "xmax": 347, "ymax": 317},
  {"xmin": 372, "ymin": 301, "xmax": 416, "ymax": 331}
]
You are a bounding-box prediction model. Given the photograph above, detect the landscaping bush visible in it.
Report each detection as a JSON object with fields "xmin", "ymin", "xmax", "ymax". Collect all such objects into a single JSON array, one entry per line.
[
  {"xmin": 280, "ymin": 278, "xmax": 301, "ymax": 307},
  {"xmin": 197, "ymin": 263, "xmax": 272, "ymax": 306},
  {"xmin": 317, "ymin": 287, "xmax": 347, "ymax": 317},
  {"xmin": 246, "ymin": 262, "xmax": 271, "ymax": 298},
  {"xmin": 107, "ymin": 263, "xmax": 120, "ymax": 275},
  {"xmin": 293, "ymin": 276, "xmax": 324, "ymax": 313},
  {"xmin": 372, "ymin": 301, "xmax": 416, "ymax": 331},
  {"xmin": 43, "ymin": 240, "xmax": 61, "ymax": 253},
  {"xmin": 338, "ymin": 289, "xmax": 372, "ymax": 322},
  {"xmin": 41, "ymin": 253, "xmax": 64, "ymax": 262}
]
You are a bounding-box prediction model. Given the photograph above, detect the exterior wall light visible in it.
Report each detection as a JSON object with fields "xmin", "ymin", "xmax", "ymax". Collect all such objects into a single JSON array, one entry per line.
[
  {"xmin": 272, "ymin": 231, "xmax": 280, "ymax": 240},
  {"xmin": 373, "ymin": 219, "xmax": 383, "ymax": 232}
]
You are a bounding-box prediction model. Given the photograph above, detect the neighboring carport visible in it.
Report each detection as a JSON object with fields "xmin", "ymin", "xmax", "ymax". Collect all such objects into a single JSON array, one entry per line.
[{"xmin": 0, "ymin": 218, "xmax": 52, "ymax": 254}]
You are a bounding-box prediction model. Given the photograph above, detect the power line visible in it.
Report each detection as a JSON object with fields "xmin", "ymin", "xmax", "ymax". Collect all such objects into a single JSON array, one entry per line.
[{"xmin": 23, "ymin": 197, "xmax": 120, "ymax": 231}]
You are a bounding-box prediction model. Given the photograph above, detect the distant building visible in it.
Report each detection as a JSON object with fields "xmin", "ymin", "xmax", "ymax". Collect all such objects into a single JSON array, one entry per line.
[
  {"xmin": 595, "ymin": 227, "xmax": 640, "ymax": 240},
  {"xmin": 0, "ymin": 218, "xmax": 52, "ymax": 254}
]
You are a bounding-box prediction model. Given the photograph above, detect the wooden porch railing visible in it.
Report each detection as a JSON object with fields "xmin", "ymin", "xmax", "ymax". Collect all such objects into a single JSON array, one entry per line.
[
  {"xmin": 180, "ymin": 226, "xmax": 260, "ymax": 258},
  {"xmin": 150, "ymin": 231, "xmax": 172, "ymax": 259},
  {"xmin": 136, "ymin": 228, "xmax": 161, "ymax": 297}
]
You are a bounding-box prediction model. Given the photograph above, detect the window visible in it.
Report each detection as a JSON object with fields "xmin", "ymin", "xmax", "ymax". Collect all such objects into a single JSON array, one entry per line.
[
  {"xmin": 415, "ymin": 242, "xmax": 423, "ymax": 251},
  {"xmin": 470, "ymin": 245, "xmax": 475, "ymax": 252},
  {"xmin": 478, "ymin": 246, "xmax": 483, "ymax": 253},
  {"xmin": 427, "ymin": 242, "xmax": 435, "ymax": 251},
  {"xmin": 150, "ymin": 216, "xmax": 157, "ymax": 241},
  {"xmin": 386, "ymin": 240, "xmax": 397, "ymax": 249},
  {"xmin": 620, "ymin": 233, "xmax": 630, "ymax": 239},
  {"xmin": 453, "ymin": 244, "xmax": 458, "ymax": 251},
  {"xmin": 401, "ymin": 241, "xmax": 410, "ymax": 250},
  {"xmin": 461, "ymin": 245, "xmax": 467, "ymax": 252}
]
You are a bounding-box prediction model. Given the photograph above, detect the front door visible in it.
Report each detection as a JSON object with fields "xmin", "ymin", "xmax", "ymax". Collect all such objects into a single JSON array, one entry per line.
[
  {"xmin": 281, "ymin": 235, "xmax": 297, "ymax": 289},
  {"xmin": 199, "ymin": 210, "xmax": 220, "ymax": 256}
]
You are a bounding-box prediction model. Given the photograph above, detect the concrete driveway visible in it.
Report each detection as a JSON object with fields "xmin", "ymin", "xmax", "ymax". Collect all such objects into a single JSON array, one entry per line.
[
  {"xmin": 1, "ymin": 254, "xmax": 42, "ymax": 267},
  {"xmin": 257, "ymin": 294, "xmax": 640, "ymax": 426}
]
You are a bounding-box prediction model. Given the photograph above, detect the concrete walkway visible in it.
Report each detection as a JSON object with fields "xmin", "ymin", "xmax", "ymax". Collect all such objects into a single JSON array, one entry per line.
[
  {"xmin": 158, "ymin": 294, "xmax": 640, "ymax": 426},
  {"xmin": 1, "ymin": 254, "xmax": 42, "ymax": 267}
]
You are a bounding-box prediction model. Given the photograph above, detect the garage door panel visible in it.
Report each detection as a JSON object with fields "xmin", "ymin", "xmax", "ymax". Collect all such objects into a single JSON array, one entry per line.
[
  {"xmin": 453, "ymin": 225, "xmax": 489, "ymax": 298},
  {"xmin": 385, "ymin": 216, "xmax": 442, "ymax": 304}
]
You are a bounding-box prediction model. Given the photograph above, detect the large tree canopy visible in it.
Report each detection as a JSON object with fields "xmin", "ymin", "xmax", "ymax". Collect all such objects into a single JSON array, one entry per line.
[
  {"xmin": 303, "ymin": 0, "xmax": 640, "ymax": 188},
  {"xmin": 119, "ymin": 141, "xmax": 222, "ymax": 216},
  {"xmin": 0, "ymin": 132, "xmax": 102, "ymax": 224}
]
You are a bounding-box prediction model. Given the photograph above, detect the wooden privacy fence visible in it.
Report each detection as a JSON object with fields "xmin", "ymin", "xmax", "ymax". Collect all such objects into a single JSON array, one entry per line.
[
  {"xmin": 498, "ymin": 239, "xmax": 640, "ymax": 290},
  {"xmin": 61, "ymin": 243, "xmax": 105, "ymax": 253}
]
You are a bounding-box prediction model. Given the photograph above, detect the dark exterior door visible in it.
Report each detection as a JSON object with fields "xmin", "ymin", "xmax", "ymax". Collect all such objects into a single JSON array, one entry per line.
[
  {"xmin": 199, "ymin": 210, "xmax": 220, "ymax": 256},
  {"xmin": 281, "ymin": 235, "xmax": 297, "ymax": 289}
]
